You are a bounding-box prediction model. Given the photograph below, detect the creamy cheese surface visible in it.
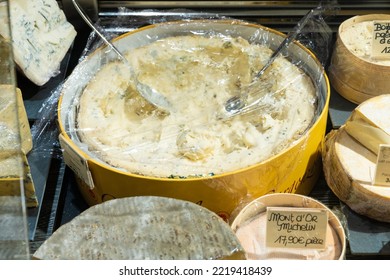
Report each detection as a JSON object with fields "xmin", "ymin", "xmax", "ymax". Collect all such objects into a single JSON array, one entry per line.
[
  {"xmin": 341, "ymin": 20, "xmax": 390, "ymax": 66},
  {"xmin": 77, "ymin": 35, "xmax": 316, "ymax": 178}
]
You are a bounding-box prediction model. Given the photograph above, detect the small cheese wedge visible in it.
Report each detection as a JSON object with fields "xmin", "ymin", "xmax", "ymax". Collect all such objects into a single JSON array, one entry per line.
[
  {"xmin": 344, "ymin": 96, "xmax": 390, "ymax": 155},
  {"xmin": 33, "ymin": 196, "xmax": 245, "ymax": 260},
  {"xmin": 0, "ymin": 86, "xmax": 32, "ymax": 154},
  {"xmin": 0, "ymin": 85, "xmax": 37, "ymax": 207},
  {"xmin": 323, "ymin": 95, "xmax": 390, "ymax": 222},
  {"xmin": 0, "ymin": 0, "xmax": 77, "ymax": 86}
]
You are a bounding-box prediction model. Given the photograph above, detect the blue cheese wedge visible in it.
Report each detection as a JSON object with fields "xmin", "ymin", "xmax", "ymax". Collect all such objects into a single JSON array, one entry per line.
[
  {"xmin": 33, "ymin": 196, "xmax": 245, "ymax": 260},
  {"xmin": 0, "ymin": 0, "xmax": 77, "ymax": 86},
  {"xmin": 0, "ymin": 85, "xmax": 37, "ymax": 207}
]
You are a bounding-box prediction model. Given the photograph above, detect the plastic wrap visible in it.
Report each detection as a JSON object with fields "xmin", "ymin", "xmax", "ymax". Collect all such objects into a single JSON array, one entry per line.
[
  {"xmin": 230, "ymin": 193, "xmax": 347, "ymax": 260},
  {"xmin": 29, "ymin": 4, "xmax": 333, "ymax": 218},
  {"xmin": 0, "ymin": 0, "xmax": 77, "ymax": 86}
]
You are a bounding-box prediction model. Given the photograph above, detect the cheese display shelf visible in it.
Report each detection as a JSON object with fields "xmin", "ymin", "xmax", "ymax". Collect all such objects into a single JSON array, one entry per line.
[{"xmin": 11, "ymin": 0, "xmax": 390, "ymax": 260}]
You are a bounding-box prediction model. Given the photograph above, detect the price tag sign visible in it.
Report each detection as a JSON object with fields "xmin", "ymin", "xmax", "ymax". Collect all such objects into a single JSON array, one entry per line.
[
  {"xmin": 266, "ymin": 207, "xmax": 328, "ymax": 250},
  {"xmin": 59, "ymin": 134, "xmax": 95, "ymax": 189},
  {"xmin": 374, "ymin": 144, "xmax": 390, "ymax": 186},
  {"xmin": 372, "ymin": 21, "xmax": 390, "ymax": 59}
]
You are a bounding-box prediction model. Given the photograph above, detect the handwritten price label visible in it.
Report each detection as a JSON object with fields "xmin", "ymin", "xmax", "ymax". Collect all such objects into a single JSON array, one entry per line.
[
  {"xmin": 266, "ymin": 207, "xmax": 328, "ymax": 250},
  {"xmin": 374, "ymin": 144, "xmax": 390, "ymax": 186},
  {"xmin": 372, "ymin": 21, "xmax": 390, "ymax": 59}
]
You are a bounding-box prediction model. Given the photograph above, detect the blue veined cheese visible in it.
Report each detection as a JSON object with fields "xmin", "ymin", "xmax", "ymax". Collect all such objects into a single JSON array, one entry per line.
[
  {"xmin": 0, "ymin": 0, "xmax": 77, "ymax": 86},
  {"xmin": 77, "ymin": 35, "xmax": 317, "ymax": 178}
]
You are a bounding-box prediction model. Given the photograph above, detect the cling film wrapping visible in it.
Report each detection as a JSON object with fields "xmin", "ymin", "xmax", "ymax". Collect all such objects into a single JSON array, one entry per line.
[{"xmin": 52, "ymin": 8, "xmax": 332, "ymax": 219}]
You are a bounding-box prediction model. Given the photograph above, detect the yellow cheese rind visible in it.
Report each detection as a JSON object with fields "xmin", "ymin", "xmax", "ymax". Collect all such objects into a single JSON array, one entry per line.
[
  {"xmin": 33, "ymin": 196, "xmax": 245, "ymax": 260},
  {"xmin": 0, "ymin": 153, "xmax": 37, "ymax": 207},
  {"xmin": 0, "ymin": 85, "xmax": 37, "ymax": 207}
]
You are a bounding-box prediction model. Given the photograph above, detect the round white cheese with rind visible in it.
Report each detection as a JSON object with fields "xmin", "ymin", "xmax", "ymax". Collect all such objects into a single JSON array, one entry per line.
[{"xmin": 33, "ymin": 196, "xmax": 245, "ymax": 260}]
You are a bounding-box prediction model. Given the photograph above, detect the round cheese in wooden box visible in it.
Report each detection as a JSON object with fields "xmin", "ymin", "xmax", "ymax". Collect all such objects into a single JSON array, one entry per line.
[
  {"xmin": 230, "ymin": 193, "xmax": 346, "ymax": 260},
  {"xmin": 32, "ymin": 196, "xmax": 245, "ymax": 260},
  {"xmin": 329, "ymin": 14, "xmax": 390, "ymax": 104},
  {"xmin": 322, "ymin": 94, "xmax": 390, "ymax": 223}
]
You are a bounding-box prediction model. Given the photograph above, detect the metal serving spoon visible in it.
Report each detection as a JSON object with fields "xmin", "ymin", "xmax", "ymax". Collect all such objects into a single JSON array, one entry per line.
[
  {"xmin": 72, "ymin": 0, "xmax": 173, "ymax": 113},
  {"xmin": 224, "ymin": 7, "xmax": 324, "ymax": 117}
]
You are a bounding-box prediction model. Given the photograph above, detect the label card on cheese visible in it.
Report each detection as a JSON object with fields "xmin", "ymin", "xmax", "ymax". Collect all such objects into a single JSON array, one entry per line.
[
  {"xmin": 374, "ymin": 144, "xmax": 390, "ymax": 186},
  {"xmin": 59, "ymin": 134, "xmax": 95, "ymax": 189},
  {"xmin": 372, "ymin": 21, "xmax": 390, "ymax": 59},
  {"xmin": 265, "ymin": 207, "xmax": 328, "ymax": 250}
]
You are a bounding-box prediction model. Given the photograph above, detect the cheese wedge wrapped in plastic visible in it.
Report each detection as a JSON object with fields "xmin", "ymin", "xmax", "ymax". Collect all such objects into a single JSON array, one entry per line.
[
  {"xmin": 0, "ymin": 85, "xmax": 37, "ymax": 207},
  {"xmin": 33, "ymin": 196, "xmax": 245, "ymax": 260}
]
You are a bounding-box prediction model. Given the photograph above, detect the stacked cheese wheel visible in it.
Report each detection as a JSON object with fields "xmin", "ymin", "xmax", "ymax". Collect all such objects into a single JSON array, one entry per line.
[
  {"xmin": 323, "ymin": 94, "xmax": 390, "ymax": 222},
  {"xmin": 33, "ymin": 196, "xmax": 245, "ymax": 260}
]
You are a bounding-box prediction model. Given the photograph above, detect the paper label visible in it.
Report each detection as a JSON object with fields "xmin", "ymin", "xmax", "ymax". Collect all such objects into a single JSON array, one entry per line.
[
  {"xmin": 374, "ymin": 144, "xmax": 390, "ymax": 186},
  {"xmin": 266, "ymin": 207, "xmax": 328, "ymax": 250},
  {"xmin": 59, "ymin": 134, "xmax": 95, "ymax": 189},
  {"xmin": 372, "ymin": 21, "xmax": 390, "ymax": 59}
]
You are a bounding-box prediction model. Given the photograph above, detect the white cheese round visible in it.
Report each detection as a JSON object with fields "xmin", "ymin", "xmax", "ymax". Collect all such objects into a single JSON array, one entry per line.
[
  {"xmin": 76, "ymin": 35, "xmax": 316, "ymax": 178},
  {"xmin": 234, "ymin": 211, "xmax": 343, "ymax": 260},
  {"xmin": 231, "ymin": 193, "xmax": 345, "ymax": 260},
  {"xmin": 323, "ymin": 95, "xmax": 390, "ymax": 222},
  {"xmin": 32, "ymin": 196, "xmax": 245, "ymax": 260},
  {"xmin": 340, "ymin": 19, "xmax": 390, "ymax": 66}
]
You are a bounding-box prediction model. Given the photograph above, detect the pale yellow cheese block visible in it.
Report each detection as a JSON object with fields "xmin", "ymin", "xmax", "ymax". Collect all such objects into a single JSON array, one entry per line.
[
  {"xmin": 0, "ymin": 85, "xmax": 37, "ymax": 207},
  {"xmin": 323, "ymin": 95, "xmax": 390, "ymax": 222},
  {"xmin": 33, "ymin": 196, "xmax": 245, "ymax": 260}
]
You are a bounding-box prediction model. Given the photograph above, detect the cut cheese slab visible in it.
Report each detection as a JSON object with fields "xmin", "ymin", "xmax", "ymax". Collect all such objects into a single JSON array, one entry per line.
[
  {"xmin": 33, "ymin": 196, "xmax": 245, "ymax": 260},
  {"xmin": 323, "ymin": 95, "xmax": 390, "ymax": 222},
  {"xmin": 0, "ymin": 0, "xmax": 77, "ymax": 86},
  {"xmin": 0, "ymin": 85, "xmax": 37, "ymax": 207},
  {"xmin": 344, "ymin": 95, "xmax": 390, "ymax": 155}
]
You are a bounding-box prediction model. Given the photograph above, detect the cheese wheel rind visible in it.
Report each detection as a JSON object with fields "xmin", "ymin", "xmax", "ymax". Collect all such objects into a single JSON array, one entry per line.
[{"xmin": 33, "ymin": 196, "xmax": 245, "ymax": 260}]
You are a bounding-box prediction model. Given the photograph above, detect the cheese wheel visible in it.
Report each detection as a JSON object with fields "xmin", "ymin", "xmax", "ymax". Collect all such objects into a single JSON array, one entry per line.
[
  {"xmin": 323, "ymin": 95, "xmax": 390, "ymax": 222},
  {"xmin": 33, "ymin": 196, "xmax": 245, "ymax": 260}
]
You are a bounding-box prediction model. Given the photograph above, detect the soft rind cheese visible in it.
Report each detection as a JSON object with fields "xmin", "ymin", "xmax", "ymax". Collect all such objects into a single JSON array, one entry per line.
[
  {"xmin": 234, "ymin": 211, "xmax": 342, "ymax": 260},
  {"xmin": 0, "ymin": 0, "xmax": 77, "ymax": 86},
  {"xmin": 33, "ymin": 196, "xmax": 245, "ymax": 260},
  {"xmin": 323, "ymin": 95, "xmax": 390, "ymax": 222}
]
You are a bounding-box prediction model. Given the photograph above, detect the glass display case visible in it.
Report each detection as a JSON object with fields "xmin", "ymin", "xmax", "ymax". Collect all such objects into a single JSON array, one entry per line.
[
  {"xmin": 6, "ymin": 0, "xmax": 390, "ymax": 259},
  {"xmin": 0, "ymin": 0, "xmax": 30, "ymax": 260}
]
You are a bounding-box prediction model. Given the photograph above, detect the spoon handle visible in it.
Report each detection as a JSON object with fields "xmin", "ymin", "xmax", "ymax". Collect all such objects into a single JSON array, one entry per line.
[
  {"xmin": 72, "ymin": 0, "xmax": 129, "ymax": 65},
  {"xmin": 254, "ymin": 7, "xmax": 320, "ymax": 80}
]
